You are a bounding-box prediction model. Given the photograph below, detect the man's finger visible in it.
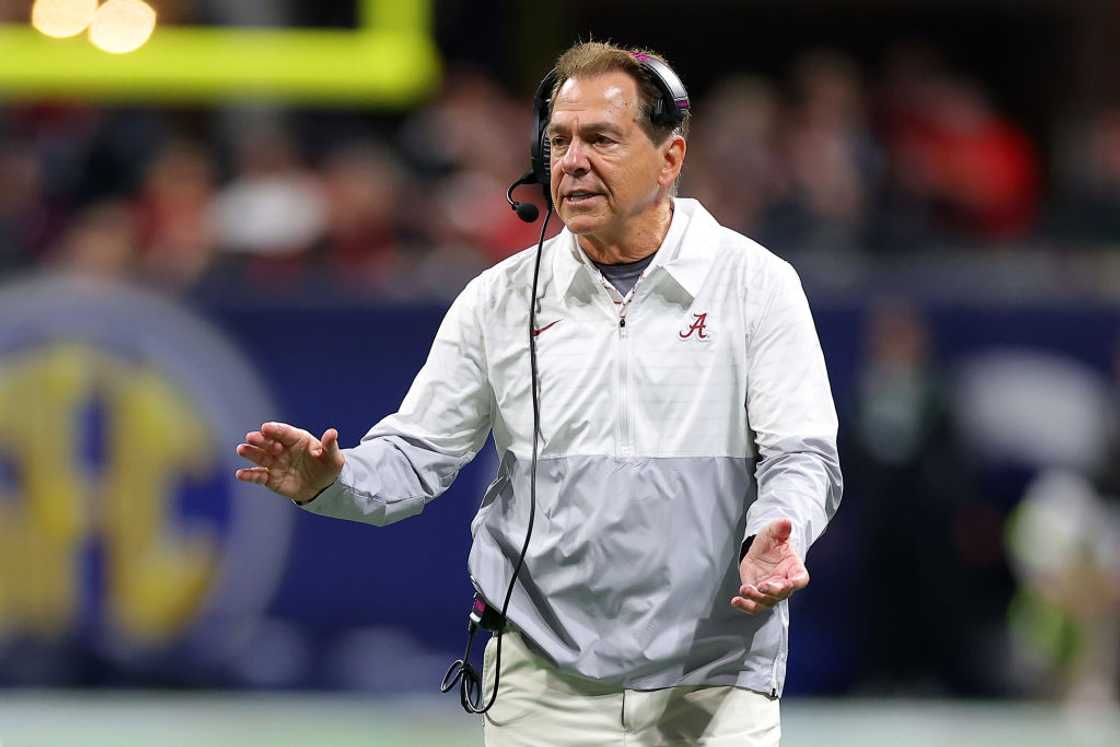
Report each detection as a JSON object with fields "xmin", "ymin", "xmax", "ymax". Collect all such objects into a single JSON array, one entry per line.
[
  {"xmin": 730, "ymin": 596, "xmax": 766, "ymax": 615},
  {"xmin": 246, "ymin": 432, "xmax": 283, "ymax": 454},
  {"xmin": 759, "ymin": 579, "xmax": 793, "ymax": 595},
  {"xmin": 261, "ymin": 422, "xmax": 303, "ymax": 447},
  {"xmin": 236, "ymin": 443, "xmax": 273, "ymax": 468},
  {"xmin": 752, "ymin": 573, "xmax": 810, "ymax": 603},
  {"xmin": 235, "ymin": 467, "xmax": 270, "ymax": 484},
  {"xmin": 741, "ymin": 584, "xmax": 782, "ymax": 606}
]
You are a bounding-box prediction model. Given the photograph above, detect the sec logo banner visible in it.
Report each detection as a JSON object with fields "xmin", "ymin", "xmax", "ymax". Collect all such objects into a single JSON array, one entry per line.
[{"xmin": 0, "ymin": 275, "xmax": 291, "ymax": 678}]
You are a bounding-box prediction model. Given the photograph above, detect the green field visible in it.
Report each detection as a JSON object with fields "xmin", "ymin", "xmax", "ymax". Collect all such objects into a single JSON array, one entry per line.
[{"xmin": 0, "ymin": 692, "xmax": 1117, "ymax": 746}]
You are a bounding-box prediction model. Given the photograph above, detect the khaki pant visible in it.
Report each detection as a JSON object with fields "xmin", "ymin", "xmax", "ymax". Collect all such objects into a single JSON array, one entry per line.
[{"xmin": 482, "ymin": 631, "xmax": 781, "ymax": 746}]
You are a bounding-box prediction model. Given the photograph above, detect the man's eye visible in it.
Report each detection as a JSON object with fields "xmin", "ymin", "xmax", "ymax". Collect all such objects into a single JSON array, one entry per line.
[
  {"xmin": 550, "ymin": 137, "xmax": 568, "ymax": 149},
  {"xmin": 595, "ymin": 135, "xmax": 615, "ymax": 145}
]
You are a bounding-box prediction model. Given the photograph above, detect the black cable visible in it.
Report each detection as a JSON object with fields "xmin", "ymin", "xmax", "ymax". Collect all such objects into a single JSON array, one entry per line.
[{"xmin": 441, "ymin": 206, "xmax": 553, "ymax": 714}]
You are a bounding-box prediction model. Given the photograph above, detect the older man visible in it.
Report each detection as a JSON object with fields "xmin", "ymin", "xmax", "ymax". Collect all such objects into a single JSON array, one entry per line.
[{"xmin": 236, "ymin": 41, "xmax": 841, "ymax": 747}]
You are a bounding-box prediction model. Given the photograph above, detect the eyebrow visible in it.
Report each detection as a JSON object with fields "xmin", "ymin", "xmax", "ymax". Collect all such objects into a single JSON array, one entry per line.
[{"xmin": 546, "ymin": 121, "xmax": 625, "ymax": 138}]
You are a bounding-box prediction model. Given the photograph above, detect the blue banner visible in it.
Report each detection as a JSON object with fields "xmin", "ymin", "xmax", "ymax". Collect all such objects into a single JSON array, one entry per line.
[{"xmin": 1, "ymin": 273, "xmax": 1116, "ymax": 694}]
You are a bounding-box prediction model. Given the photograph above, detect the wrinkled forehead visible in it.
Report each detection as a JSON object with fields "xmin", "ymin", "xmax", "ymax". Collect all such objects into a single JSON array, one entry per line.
[{"xmin": 549, "ymin": 72, "xmax": 641, "ymax": 129}]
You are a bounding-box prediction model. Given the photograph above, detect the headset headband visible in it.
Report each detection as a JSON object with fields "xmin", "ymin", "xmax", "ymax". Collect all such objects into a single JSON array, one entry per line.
[{"xmin": 630, "ymin": 53, "xmax": 691, "ymax": 125}]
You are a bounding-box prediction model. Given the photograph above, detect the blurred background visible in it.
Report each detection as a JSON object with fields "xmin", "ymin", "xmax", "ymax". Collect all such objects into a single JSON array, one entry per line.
[{"xmin": 1, "ymin": 0, "xmax": 1119, "ymax": 745}]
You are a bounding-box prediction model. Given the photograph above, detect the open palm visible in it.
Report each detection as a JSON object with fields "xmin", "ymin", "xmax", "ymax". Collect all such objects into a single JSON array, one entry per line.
[
  {"xmin": 731, "ymin": 518, "xmax": 810, "ymax": 615},
  {"xmin": 235, "ymin": 421, "xmax": 345, "ymax": 504}
]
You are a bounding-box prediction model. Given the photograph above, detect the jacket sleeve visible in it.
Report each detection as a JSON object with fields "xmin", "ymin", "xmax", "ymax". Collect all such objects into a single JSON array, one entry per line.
[
  {"xmin": 299, "ymin": 276, "xmax": 493, "ymax": 526},
  {"xmin": 743, "ymin": 259, "xmax": 843, "ymax": 559}
]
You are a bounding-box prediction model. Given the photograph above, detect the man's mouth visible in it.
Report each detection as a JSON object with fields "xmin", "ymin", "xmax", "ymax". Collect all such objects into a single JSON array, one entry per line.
[{"xmin": 565, "ymin": 191, "xmax": 601, "ymax": 203}]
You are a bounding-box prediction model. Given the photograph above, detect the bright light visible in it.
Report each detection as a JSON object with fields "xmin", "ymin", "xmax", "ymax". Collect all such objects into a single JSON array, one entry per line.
[
  {"xmin": 31, "ymin": 0, "xmax": 99, "ymax": 38},
  {"xmin": 88, "ymin": 0, "xmax": 156, "ymax": 54}
]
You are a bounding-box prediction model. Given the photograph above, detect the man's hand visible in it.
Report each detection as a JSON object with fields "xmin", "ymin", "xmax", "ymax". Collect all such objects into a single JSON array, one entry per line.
[
  {"xmin": 731, "ymin": 518, "xmax": 810, "ymax": 615},
  {"xmin": 234, "ymin": 422, "xmax": 345, "ymax": 504}
]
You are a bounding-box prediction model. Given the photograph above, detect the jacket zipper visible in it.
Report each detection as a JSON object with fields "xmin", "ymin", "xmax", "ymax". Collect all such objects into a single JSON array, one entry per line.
[
  {"xmin": 592, "ymin": 266, "xmax": 645, "ymax": 459},
  {"xmin": 618, "ymin": 311, "xmax": 631, "ymax": 456}
]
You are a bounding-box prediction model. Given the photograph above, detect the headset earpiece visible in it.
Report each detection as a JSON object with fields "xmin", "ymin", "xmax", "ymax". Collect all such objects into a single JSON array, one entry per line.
[{"xmin": 530, "ymin": 70, "xmax": 558, "ymax": 208}]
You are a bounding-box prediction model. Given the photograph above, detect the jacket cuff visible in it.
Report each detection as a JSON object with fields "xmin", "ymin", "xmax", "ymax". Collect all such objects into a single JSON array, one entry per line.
[
  {"xmin": 291, "ymin": 460, "xmax": 352, "ymax": 511},
  {"xmin": 740, "ymin": 534, "xmax": 755, "ymax": 562}
]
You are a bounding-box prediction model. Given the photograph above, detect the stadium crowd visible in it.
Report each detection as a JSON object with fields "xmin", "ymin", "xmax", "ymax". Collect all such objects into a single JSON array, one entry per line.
[{"xmin": 2, "ymin": 48, "xmax": 1119, "ymax": 301}]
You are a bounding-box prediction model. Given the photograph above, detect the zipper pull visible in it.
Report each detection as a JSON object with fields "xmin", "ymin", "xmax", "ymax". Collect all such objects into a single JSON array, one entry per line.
[{"xmin": 618, "ymin": 317, "xmax": 628, "ymax": 336}]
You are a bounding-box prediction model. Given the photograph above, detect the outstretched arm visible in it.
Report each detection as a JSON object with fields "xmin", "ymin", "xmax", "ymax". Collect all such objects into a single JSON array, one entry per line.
[
  {"xmin": 732, "ymin": 259, "xmax": 842, "ymax": 614},
  {"xmin": 234, "ymin": 275, "xmax": 493, "ymax": 527}
]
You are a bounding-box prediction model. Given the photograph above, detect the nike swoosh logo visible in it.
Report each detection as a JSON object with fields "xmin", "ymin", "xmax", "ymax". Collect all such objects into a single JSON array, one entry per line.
[{"xmin": 532, "ymin": 320, "xmax": 561, "ymax": 337}]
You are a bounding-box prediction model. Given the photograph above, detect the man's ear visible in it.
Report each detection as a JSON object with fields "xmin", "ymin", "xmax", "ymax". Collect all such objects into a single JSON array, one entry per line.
[{"xmin": 659, "ymin": 134, "xmax": 686, "ymax": 188}]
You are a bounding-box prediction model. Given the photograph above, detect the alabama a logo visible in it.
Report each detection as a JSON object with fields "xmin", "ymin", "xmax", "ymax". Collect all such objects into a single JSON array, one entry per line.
[{"xmin": 679, "ymin": 312, "xmax": 711, "ymax": 341}]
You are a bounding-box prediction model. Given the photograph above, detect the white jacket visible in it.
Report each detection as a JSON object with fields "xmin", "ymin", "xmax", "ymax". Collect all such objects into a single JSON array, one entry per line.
[{"xmin": 303, "ymin": 198, "xmax": 842, "ymax": 696}]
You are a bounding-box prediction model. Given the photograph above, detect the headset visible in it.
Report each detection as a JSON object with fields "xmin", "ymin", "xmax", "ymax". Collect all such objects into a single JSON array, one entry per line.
[{"xmin": 443, "ymin": 51, "xmax": 691, "ymax": 715}]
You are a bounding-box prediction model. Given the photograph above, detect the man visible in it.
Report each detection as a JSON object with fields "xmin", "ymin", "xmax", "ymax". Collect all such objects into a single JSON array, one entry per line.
[{"xmin": 236, "ymin": 41, "xmax": 841, "ymax": 746}]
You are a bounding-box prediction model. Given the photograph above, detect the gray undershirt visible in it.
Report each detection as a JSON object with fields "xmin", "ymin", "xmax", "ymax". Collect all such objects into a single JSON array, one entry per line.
[{"xmin": 593, "ymin": 253, "xmax": 656, "ymax": 297}]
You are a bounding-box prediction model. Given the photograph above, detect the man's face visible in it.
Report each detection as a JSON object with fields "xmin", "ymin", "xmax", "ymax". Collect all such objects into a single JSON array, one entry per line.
[{"xmin": 547, "ymin": 72, "xmax": 682, "ymax": 240}]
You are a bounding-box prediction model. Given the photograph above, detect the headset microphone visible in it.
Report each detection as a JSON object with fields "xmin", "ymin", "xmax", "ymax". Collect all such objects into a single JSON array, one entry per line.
[{"xmin": 505, "ymin": 171, "xmax": 541, "ymax": 223}]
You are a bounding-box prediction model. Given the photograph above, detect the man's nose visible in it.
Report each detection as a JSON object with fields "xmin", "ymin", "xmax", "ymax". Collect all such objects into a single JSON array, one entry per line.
[{"xmin": 556, "ymin": 138, "xmax": 590, "ymax": 175}]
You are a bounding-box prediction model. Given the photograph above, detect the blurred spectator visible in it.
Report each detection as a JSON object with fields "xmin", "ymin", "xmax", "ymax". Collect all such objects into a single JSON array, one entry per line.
[
  {"xmin": 433, "ymin": 168, "xmax": 546, "ymax": 265},
  {"xmin": 951, "ymin": 347, "xmax": 1119, "ymax": 698},
  {"xmin": 400, "ymin": 68, "xmax": 545, "ymax": 266},
  {"xmin": 682, "ymin": 75, "xmax": 788, "ymax": 239},
  {"xmin": 1047, "ymin": 109, "xmax": 1120, "ymax": 246},
  {"xmin": 846, "ymin": 301, "xmax": 986, "ymax": 693},
  {"xmin": 399, "ymin": 67, "xmax": 526, "ymax": 183},
  {"xmin": 5, "ymin": 101, "xmax": 106, "ymax": 206},
  {"xmin": 689, "ymin": 52, "xmax": 881, "ymax": 258},
  {"xmin": 47, "ymin": 199, "xmax": 137, "ymax": 283},
  {"xmin": 1006, "ymin": 470, "xmax": 1120, "ymax": 702},
  {"xmin": 134, "ymin": 138, "xmax": 218, "ymax": 291},
  {"xmin": 316, "ymin": 140, "xmax": 407, "ymax": 291},
  {"xmin": 768, "ymin": 52, "xmax": 880, "ymax": 254},
  {"xmin": 0, "ymin": 141, "xmax": 58, "ymax": 271},
  {"xmin": 878, "ymin": 48, "xmax": 1040, "ymax": 243},
  {"xmin": 209, "ymin": 126, "xmax": 326, "ymax": 290}
]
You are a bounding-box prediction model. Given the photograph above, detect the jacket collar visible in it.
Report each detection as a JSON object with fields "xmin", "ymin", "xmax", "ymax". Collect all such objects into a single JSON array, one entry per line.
[{"xmin": 551, "ymin": 198, "xmax": 722, "ymax": 302}]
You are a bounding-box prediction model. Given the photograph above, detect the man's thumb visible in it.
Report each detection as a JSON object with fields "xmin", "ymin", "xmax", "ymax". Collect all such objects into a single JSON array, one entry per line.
[
  {"xmin": 312, "ymin": 428, "xmax": 340, "ymax": 461},
  {"xmin": 321, "ymin": 428, "xmax": 340, "ymax": 457},
  {"xmin": 768, "ymin": 518, "xmax": 793, "ymax": 544}
]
